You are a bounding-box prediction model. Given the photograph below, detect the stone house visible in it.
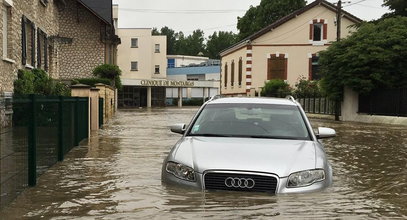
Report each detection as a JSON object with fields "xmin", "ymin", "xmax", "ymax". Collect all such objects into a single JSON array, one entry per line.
[
  {"xmin": 219, "ymin": 0, "xmax": 361, "ymax": 96},
  {"xmin": 0, "ymin": 0, "xmax": 119, "ymax": 95}
]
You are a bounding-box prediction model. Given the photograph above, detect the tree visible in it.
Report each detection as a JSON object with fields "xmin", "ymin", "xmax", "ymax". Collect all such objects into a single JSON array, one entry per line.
[
  {"xmin": 205, "ymin": 31, "xmax": 237, "ymax": 59},
  {"xmin": 319, "ymin": 17, "xmax": 407, "ymax": 101},
  {"xmin": 383, "ymin": 0, "xmax": 407, "ymax": 17},
  {"xmin": 175, "ymin": 29, "xmax": 206, "ymax": 56},
  {"xmin": 92, "ymin": 64, "xmax": 122, "ymax": 89},
  {"xmin": 237, "ymin": 0, "xmax": 306, "ymax": 40}
]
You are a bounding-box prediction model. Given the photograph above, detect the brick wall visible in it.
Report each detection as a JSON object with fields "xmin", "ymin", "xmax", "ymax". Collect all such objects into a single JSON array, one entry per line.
[
  {"xmin": 58, "ymin": 0, "xmax": 106, "ymax": 80},
  {"xmin": 0, "ymin": 0, "xmax": 59, "ymax": 93}
]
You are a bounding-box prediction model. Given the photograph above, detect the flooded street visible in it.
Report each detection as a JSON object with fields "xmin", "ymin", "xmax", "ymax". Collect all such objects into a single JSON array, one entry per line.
[{"xmin": 1, "ymin": 107, "xmax": 406, "ymax": 219}]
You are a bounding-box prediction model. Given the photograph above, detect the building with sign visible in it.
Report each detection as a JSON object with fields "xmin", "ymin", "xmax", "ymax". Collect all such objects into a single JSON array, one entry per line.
[
  {"xmin": 117, "ymin": 26, "xmax": 220, "ymax": 107},
  {"xmin": 166, "ymin": 63, "xmax": 220, "ymax": 104}
]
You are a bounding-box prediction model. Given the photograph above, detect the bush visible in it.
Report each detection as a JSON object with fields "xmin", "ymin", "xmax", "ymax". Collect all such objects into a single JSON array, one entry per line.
[
  {"xmin": 293, "ymin": 77, "xmax": 322, "ymax": 98},
  {"xmin": 14, "ymin": 70, "xmax": 35, "ymax": 95},
  {"xmin": 319, "ymin": 17, "xmax": 407, "ymax": 100},
  {"xmin": 92, "ymin": 64, "xmax": 122, "ymax": 89},
  {"xmin": 14, "ymin": 69, "xmax": 70, "ymax": 96},
  {"xmin": 260, "ymin": 79, "xmax": 292, "ymax": 97}
]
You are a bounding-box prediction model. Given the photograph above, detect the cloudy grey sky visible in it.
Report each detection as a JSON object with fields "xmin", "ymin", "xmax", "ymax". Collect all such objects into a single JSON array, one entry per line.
[{"xmin": 113, "ymin": 0, "xmax": 390, "ymax": 37}]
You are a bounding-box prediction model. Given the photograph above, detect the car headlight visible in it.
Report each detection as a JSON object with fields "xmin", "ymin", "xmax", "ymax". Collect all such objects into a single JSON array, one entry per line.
[
  {"xmin": 166, "ymin": 161, "xmax": 196, "ymax": 182},
  {"xmin": 287, "ymin": 169, "xmax": 325, "ymax": 188}
]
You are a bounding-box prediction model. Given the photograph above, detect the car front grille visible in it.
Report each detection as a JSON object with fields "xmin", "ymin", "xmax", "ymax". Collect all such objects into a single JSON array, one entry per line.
[{"xmin": 204, "ymin": 172, "xmax": 278, "ymax": 194}]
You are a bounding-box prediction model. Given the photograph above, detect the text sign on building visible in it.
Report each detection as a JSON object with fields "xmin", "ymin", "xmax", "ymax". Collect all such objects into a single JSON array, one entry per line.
[{"xmin": 140, "ymin": 80, "xmax": 194, "ymax": 87}]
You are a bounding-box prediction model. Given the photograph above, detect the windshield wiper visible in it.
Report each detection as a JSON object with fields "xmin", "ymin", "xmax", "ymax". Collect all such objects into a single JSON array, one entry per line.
[{"xmin": 187, "ymin": 133, "xmax": 232, "ymax": 137}]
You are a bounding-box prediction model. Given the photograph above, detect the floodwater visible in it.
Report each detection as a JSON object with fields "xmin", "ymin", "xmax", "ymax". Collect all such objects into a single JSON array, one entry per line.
[{"xmin": 1, "ymin": 107, "xmax": 406, "ymax": 219}]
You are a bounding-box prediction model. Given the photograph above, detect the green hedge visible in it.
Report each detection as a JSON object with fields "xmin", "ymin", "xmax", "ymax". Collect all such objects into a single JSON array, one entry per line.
[{"xmin": 72, "ymin": 78, "xmax": 111, "ymax": 87}]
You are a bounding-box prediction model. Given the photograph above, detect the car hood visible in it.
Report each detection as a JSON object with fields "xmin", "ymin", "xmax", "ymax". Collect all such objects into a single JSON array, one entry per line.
[{"xmin": 170, "ymin": 136, "xmax": 316, "ymax": 177}]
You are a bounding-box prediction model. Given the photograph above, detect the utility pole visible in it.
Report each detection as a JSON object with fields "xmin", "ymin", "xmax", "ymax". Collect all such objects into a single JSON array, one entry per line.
[
  {"xmin": 336, "ymin": 0, "xmax": 342, "ymax": 42},
  {"xmin": 334, "ymin": 0, "xmax": 342, "ymax": 121}
]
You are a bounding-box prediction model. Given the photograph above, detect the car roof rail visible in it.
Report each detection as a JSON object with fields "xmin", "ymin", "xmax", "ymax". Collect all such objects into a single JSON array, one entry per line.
[
  {"xmin": 209, "ymin": 95, "xmax": 223, "ymax": 102},
  {"xmin": 286, "ymin": 95, "xmax": 296, "ymax": 103}
]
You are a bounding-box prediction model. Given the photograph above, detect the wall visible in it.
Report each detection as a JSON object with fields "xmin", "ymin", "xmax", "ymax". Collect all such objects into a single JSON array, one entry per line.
[
  {"xmin": 0, "ymin": 0, "xmax": 59, "ymax": 93},
  {"xmin": 341, "ymin": 87, "xmax": 407, "ymax": 125},
  {"xmin": 220, "ymin": 47, "xmax": 247, "ymax": 95},
  {"xmin": 116, "ymin": 28, "xmax": 167, "ymax": 81},
  {"xmin": 96, "ymin": 84, "xmax": 115, "ymax": 123},
  {"xmin": 152, "ymin": 35, "xmax": 167, "ymax": 79},
  {"xmin": 57, "ymin": 0, "xmax": 106, "ymax": 80}
]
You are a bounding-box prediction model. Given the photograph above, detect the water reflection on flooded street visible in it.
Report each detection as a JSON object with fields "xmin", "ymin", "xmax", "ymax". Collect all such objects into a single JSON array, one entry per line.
[{"xmin": 1, "ymin": 107, "xmax": 406, "ymax": 219}]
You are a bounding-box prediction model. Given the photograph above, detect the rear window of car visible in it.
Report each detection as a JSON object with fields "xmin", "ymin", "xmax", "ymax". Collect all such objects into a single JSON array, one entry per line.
[{"xmin": 188, "ymin": 103, "xmax": 310, "ymax": 140}]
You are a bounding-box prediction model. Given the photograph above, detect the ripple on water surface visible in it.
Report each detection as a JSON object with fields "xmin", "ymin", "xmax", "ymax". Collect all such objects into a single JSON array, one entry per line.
[{"xmin": 1, "ymin": 108, "xmax": 406, "ymax": 219}]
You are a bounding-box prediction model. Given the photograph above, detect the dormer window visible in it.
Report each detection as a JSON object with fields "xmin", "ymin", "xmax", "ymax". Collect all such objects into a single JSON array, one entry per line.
[{"xmin": 309, "ymin": 19, "xmax": 327, "ymax": 45}]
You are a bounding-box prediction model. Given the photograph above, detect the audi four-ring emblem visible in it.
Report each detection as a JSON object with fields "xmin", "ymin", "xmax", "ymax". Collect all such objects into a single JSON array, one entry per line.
[{"xmin": 224, "ymin": 177, "xmax": 255, "ymax": 189}]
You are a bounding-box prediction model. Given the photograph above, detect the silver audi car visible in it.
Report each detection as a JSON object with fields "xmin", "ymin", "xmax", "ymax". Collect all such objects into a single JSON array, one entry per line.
[{"xmin": 161, "ymin": 96, "xmax": 336, "ymax": 194}]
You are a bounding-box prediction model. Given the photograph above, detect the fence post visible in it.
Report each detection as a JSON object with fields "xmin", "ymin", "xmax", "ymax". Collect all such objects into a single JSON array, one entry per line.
[
  {"xmin": 58, "ymin": 96, "xmax": 64, "ymax": 161},
  {"xmin": 28, "ymin": 94, "xmax": 37, "ymax": 186},
  {"xmin": 313, "ymin": 93, "xmax": 316, "ymax": 114},
  {"xmin": 74, "ymin": 97, "xmax": 79, "ymax": 146}
]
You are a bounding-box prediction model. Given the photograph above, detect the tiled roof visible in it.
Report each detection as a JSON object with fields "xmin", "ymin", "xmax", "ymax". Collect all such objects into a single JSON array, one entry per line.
[
  {"xmin": 77, "ymin": 0, "xmax": 112, "ymax": 25},
  {"xmin": 167, "ymin": 66, "xmax": 221, "ymax": 75}
]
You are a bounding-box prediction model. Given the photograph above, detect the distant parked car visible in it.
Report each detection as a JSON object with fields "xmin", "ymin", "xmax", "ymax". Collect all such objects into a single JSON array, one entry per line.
[{"xmin": 162, "ymin": 96, "xmax": 335, "ymax": 194}]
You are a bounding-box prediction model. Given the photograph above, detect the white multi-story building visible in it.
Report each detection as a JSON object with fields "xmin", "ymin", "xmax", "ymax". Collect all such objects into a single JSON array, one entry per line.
[{"xmin": 117, "ymin": 27, "xmax": 168, "ymax": 107}]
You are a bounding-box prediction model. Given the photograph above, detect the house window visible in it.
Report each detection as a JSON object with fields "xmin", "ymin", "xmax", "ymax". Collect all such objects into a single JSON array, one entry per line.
[
  {"xmin": 310, "ymin": 55, "xmax": 321, "ymax": 80},
  {"xmin": 231, "ymin": 60, "xmax": 235, "ymax": 87},
  {"xmin": 267, "ymin": 55, "xmax": 287, "ymax": 80},
  {"xmin": 154, "ymin": 65, "xmax": 160, "ymax": 74},
  {"xmin": 238, "ymin": 58, "xmax": 243, "ymax": 86},
  {"xmin": 2, "ymin": 4, "xmax": 11, "ymax": 59},
  {"xmin": 224, "ymin": 63, "xmax": 228, "ymax": 88},
  {"xmin": 37, "ymin": 29, "xmax": 49, "ymax": 71},
  {"xmin": 155, "ymin": 44, "xmax": 160, "ymax": 53},
  {"xmin": 310, "ymin": 19, "xmax": 327, "ymax": 42},
  {"xmin": 131, "ymin": 61, "xmax": 138, "ymax": 71},
  {"xmin": 313, "ymin": 23, "xmax": 322, "ymax": 41},
  {"xmin": 168, "ymin": 58, "xmax": 175, "ymax": 68},
  {"xmin": 131, "ymin": 38, "xmax": 138, "ymax": 48},
  {"xmin": 22, "ymin": 16, "xmax": 35, "ymax": 67}
]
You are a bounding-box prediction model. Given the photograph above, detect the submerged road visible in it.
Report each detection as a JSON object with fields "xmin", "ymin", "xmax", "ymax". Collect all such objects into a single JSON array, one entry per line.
[{"xmin": 1, "ymin": 107, "xmax": 406, "ymax": 219}]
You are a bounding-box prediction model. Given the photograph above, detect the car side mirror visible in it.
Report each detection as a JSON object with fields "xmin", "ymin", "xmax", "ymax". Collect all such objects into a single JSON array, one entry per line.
[
  {"xmin": 170, "ymin": 123, "xmax": 186, "ymax": 134},
  {"xmin": 316, "ymin": 127, "xmax": 336, "ymax": 139}
]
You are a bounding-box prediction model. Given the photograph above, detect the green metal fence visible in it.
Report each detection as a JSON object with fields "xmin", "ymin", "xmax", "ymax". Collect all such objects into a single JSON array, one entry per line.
[{"xmin": 0, "ymin": 95, "xmax": 88, "ymax": 209}]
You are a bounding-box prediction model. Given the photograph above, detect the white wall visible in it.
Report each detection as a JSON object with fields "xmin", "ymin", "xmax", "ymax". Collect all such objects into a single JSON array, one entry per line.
[{"xmin": 341, "ymin": 87, "xmax": 407, "ymax": 125}]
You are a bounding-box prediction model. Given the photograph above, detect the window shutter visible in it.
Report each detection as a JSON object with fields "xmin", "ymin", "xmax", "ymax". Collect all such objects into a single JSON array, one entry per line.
[
  {"xmin": 31, "ymin": 22, "xmax": 36, "ymax": 67},
  {"xmin": 268, "ymin": 56, "xmax": 287, "ymax": 80},
  {"xmin": 231, "ymin": 60, "xmax": 235, "ymax": 87},
  {"xmin": 308, "ymin": 57, "xmax": 312, "ymax": 80},
  {"xmin": 44, "ymin": 34, "xmax": 48, "ymax": 71},
  {"xmin": 309, "ymin": 24, "xmax": 313, "ymax": 40},
  {"xmin": 37, "ymin": 29, "xmax": 41, "ymax": 68},
  {"xmin": 224, "ymin": 63, "xmax": 228, "ymax": 88},
  {"xmin": 323, "ymin": 23, "xmax": 327, "ymax": 40},
  {"xmin": 21, "ymin": 16, "xmax": 27, "ymax": 65},
  {"xmin": 238, "ymin": 58, "xmax": 242, "ymax": 86}
]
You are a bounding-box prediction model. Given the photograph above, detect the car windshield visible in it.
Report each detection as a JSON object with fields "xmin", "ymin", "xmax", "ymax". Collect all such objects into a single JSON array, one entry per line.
[{"xmin": 188, "ymin": 103, "xmax": 310, "ymax": 140}]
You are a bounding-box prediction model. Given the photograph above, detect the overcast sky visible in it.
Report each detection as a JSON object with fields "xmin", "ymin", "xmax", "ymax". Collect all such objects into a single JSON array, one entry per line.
[{"xmin": 113, "ymin": 0, "xmax": 390, "ymax": 37}]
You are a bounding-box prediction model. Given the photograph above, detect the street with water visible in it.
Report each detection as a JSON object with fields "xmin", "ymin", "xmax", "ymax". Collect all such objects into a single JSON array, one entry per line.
[{"xmin": 1, "ymin": 107, "xmax": 406, "ymax": 219}]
